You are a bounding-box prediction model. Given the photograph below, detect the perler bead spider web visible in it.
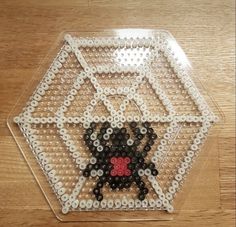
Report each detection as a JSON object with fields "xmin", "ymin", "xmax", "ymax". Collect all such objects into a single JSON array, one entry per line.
[{"xmin": 12, "ymin": 31, "xmax": 218, "ymax": 217}]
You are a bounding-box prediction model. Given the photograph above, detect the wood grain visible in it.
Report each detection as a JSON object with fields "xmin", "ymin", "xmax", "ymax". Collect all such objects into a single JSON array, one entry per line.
[{"xmin": 0, "ymin": 0, "xmax": 235, "ymax": 226}]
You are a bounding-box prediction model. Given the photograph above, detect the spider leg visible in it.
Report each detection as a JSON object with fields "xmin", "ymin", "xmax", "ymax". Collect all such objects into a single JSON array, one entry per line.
[
  {"xmin": 145, "ymin": 161, "xmax": 159, "ymax": 176},
  {"xmin": 93, "ymin": 179, "xmax": 104, "ymax": 201},
  {"xmin": 83, "ymin": 125, "xmax": 95, "ymax": 150},
  {"xmin": 83, "ymin": 122, "xmax": 113, "ymax": 202},
  {"xmin": 134, "ymin": 176, "xmax": 149, "ymax": 201}
]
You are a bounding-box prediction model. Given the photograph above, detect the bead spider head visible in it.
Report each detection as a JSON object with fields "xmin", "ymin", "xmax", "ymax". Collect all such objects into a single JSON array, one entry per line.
[{"xmin": 83, "ymin": 121, "xmax": 159, "ymax": 202}]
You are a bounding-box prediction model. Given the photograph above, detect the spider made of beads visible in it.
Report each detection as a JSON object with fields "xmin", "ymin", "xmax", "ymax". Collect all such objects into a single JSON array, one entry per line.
[{"xmin": 83, "ymin": 121, "xmax": 159, "ymax": 201}]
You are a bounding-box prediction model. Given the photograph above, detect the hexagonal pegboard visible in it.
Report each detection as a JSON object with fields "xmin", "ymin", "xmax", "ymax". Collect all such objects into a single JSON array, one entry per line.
[{"xmin": 8, "ymin": 30, "xmax": 219, "ymax": 222}]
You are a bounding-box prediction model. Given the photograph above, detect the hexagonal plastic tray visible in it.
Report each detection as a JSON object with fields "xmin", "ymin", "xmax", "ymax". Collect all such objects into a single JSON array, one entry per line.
[{"xmin": 7, "ymin": 29, "xmax": 221, "ymax": 222}]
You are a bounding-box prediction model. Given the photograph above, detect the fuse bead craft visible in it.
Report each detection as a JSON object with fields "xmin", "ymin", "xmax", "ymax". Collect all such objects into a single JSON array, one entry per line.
[{"xmin": 13, "ymin": 31, "xmax": 218, "ymax": 216}]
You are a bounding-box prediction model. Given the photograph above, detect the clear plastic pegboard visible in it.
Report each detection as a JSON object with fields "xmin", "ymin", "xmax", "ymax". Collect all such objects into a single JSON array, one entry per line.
[{"xmin": 7, "ymin": 29, "xmax": 223, "ymax": 222}]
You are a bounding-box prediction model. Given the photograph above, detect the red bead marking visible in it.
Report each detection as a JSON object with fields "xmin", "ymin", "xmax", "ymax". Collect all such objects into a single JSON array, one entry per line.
[
  {"xmin": 125, "ymin": 169, "xmax": 131, "ymax": 176},
  {"xmin": 110, "ymin": 169, "xmax": 117, "ymax": 176},
  {"xmin": 110, "ymin": 157, "xmax": 117, "ymax": 164},
  {"xmin": 124, "ymin": 157, "xmax": 131, "ymax": 164},
  {"xmin": 117, "ymin": 157, "xmax": 123, "ymax": 163},
  {"xmin": 117, "ymin": 170, "xmax": 123, "ymax": 176},
  {"xmin": 110, "ymin": 156, "xmax": 131, "ymax": 176}
]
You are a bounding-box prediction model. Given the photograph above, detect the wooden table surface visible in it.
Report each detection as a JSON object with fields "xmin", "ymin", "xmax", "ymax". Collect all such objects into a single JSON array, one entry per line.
[{"xmin": 0, "ymin": 0, "xmax": 235, "ymax": 226}]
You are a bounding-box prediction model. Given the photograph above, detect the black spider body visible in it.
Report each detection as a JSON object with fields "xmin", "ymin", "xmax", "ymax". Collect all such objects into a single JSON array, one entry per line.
[{"xmin": 82, "ymin": 121, "xmax": 159, "ymax": 201}]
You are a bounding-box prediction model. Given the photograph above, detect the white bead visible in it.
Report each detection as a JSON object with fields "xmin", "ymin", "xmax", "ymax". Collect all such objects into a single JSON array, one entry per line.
[
  {"xmin": 93, "ymin": 200, "xmax": 100, "ymax": 208},
  {"xmin": 106, "ymin": 128, "xmax": 113, "ymax": 135},
  {"xmin": 134, "ymin": 116, "xmax": 140, "ymax": 122},
  {"xmin": 127, "ymin": 116, "xmax": 133, "ymax": 122},
  {"xmin": 91, "ymin": 170, "xmax": 97, "ymax": 177},
  {"xmin": 187, "ymin": 150, "xmax": 194, "ymax": 157},
  {"xmin": 167, "ymin": 205, "xmax": 174, "ymax": 213},
  {"xmin": 62, "ymin": 206, "xmax": 69, "ymax": 214},
  {"xmin": 65, "ymin": 45, "xmax": 72, "ymax": 52},
  {"xmin": 107, "ymin": 199, "xmax": 114, "ymax": 208},
  {"xmin": 140, "ymin": 127, "xmax": 147, "ymax": 134},
  {"xmin": 155, "ymin": 199, "xmax": 162, "ymax": 207},
  {"xmin": 69, "ymin": 194, "xmax": 76, "ymax": 202},
  {"xmin": 141, "ymin": 199, "xmax": 148, "ymax": 207},
  {"xmin": 61, "ymin": 194, "xmax": 69, "ymax": 202},
  {"xmin": 169, "ymin": 186, "xmax": 176, "ymax": 194},
  {"xmin": 149, "ymin": 199, "xmax": 156, "ymax": 207},
  {"xmin": 111, "ymin": 122, "xmax": 117, "ymax": 128},
  {"xmin": 135, "ymin": 199, "xmax": 142, "ymax": 208},
  {"xmin": 72, "ymin": 200, "xmax": 79, "ymax": 209},
  {"xmin": 86, "ymin": 199, "xmax": 93, "ymax": 209},
  {"xmin": 54, "ymin": 182, "xmax": 63, "ymax": 190},
  {"xmin": 128, "ymin": 199, "xmax": 134, "ymax": 208},
  {"xmin": 100, "ymin": 116, "xmax": 107, "ymax": 122},
  {"xmin": 138, "ymin": 169, "xmax": 144, "ymax": 176},
  {"xmin": 97, "ymin": 169, "xmax": 103, "ymax": 176},
  {"xmin": 151, "ymin": 156, "xmax": 158, "ymax": 163},
  {"xmin": 127, "ymin": 139, "xmax": 134, "ymax": 146},
  {"xmin": 79, "ymin": 200, "xmax": 86, "ymax": 208},
  {"xmin": 48, "ymin": 169, "xmax": 56, "ymax": 178},
  {"xmin": 148, "ymin": 175, "xmax": 155, "ymax": 182},
  {"xmin": 172, "ymin": 180, "xmax": 179, "ymax": 189},
  {"xmin": 166, "ymin": 192, "xmax": 173, "ymax": 200},
  {"xmin": 100, "ymin": 200, "xmax": 107, "ymax": 208},
  {"xmin": 178, "ymin": 168, "xmax": 185, "ymax": 174},
  {"xmin": 160, "ymin": 139, "xmax": 167, "ymax": 145},
  {"xmin": 117, "ymin": 122, "xmax": 123, "ymax": 128},
  {"xmin": 175, "ymin": 174, "xmax": 183, "ymax": 181},
  {"xmin": 115, "ymin": 199, "xmax": 121, "ymax": 208},
  {"xmin": 90, "ymin": 133, "xmax": 97, "ymax": 140},
  {"xmin": 121, "ymin": 199, "xmax": 128, "ymax": 206},
  {"xmin": 164, "ymin": 133, "xmax": 171, "ymax": 140},
  {"xmin": 144, "ymin": 169, "xmax": 151, "ymax": 176},
  {"xmin": 76, "ymin": 157, "xmax": 84, "ymax": 164},
  {"xmin": 181, "ymin": 162, "xmax": 189, "ymax": 169},
  {"xmin": 90, "ymin": 157, "xmax": 97, "ymax": 164},
  {"xmin": 57, "ymin": 187, "xmax": 66, "ymax": 196},
  {"xmin": 79, "ymin": 163, "xmax": 86, "ymax": 170},
  {"xmin": 191, "ymin": 144, "xmax": 198, "ymax": 151},
  {"xmin": 103, "ymin": 134, "xmax": 110, "ymax": 140},
  {"xmin": 97, "ymin": 145, "xmax": 103, "ymax": 152},
  {"xmin": 184, "ymin": 156, "xmax": 191, "ymax": 163}
]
